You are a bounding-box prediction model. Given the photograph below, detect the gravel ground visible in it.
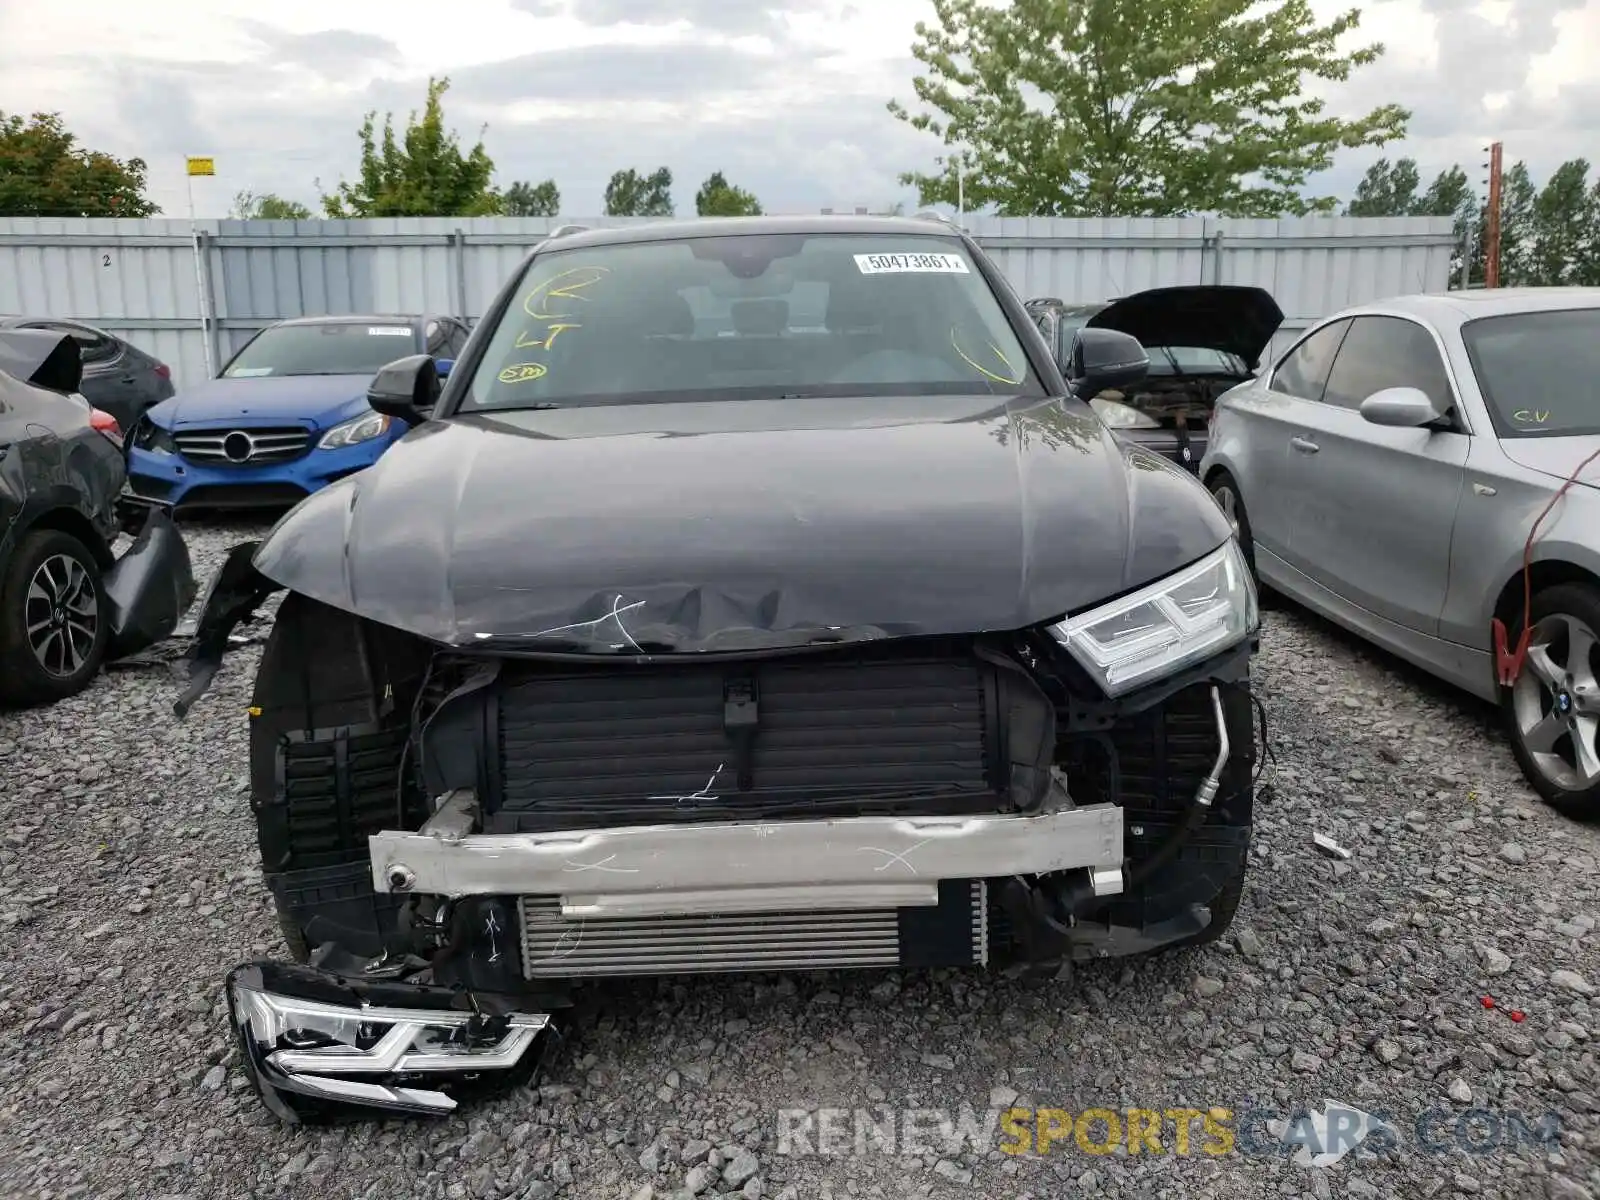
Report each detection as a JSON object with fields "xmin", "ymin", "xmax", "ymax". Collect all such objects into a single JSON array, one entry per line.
[{"xmin": 2, "ymin": 517, "xmax": 1599, "ymax": 1200}]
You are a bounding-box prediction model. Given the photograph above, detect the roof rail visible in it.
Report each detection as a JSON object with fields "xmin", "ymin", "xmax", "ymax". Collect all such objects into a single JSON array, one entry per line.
[{"xmin": 547, "ymin": 223, "xmax": 590, "ymax": 239}]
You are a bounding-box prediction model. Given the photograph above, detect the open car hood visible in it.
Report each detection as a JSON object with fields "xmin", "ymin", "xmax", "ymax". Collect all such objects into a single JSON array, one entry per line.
[{"xmin": 1087, "ymin": 285, "xmax": 1285, "ymax": 370}]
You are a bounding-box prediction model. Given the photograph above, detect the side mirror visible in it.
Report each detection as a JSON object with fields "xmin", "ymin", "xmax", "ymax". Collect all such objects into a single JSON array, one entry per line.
[
  {"xmin": 1067, "ymin": 328, "xmax": 1149, "ymax": 402},
  {"xmin": 1359, "ymin": 386, "xmax": 1447, "ymax": 428},
  {"xmin": 368, "ymin": 354, "xmax": 440, "ymax": 424},
  {"xmin": 434, "ymin": 357, "xmax": 454, "ymax": 380}
]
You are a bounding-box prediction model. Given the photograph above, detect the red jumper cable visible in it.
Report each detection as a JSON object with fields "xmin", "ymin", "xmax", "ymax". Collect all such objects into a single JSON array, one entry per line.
[{"xmin": 1493, "ymin": 446, "xmax": 1600, "ymax": 687}]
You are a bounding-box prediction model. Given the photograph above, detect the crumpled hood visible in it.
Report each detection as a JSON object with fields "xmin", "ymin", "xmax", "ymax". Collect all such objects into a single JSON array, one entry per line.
[
  {"xmin": 152, "ymin": 375, "xmax": 374, "ymax": 430},
  {"xmin": 251, "ymin": 393, "xmax": 1232, "ymax": 652},
  {"xmin": 1089, "ymin": 285, "xmax": 1285, "ymax": 370}
]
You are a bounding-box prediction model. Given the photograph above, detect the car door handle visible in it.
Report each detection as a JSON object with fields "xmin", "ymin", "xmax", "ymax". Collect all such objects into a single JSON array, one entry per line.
[{"xmin": 1290, "ymin": 436, "xmax": 1320, "ymax": 454}]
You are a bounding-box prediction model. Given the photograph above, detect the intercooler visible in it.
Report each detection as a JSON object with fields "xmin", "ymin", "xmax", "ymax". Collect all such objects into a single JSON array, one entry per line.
[{"xmin": 519, "ymin": 882, "xmax": 990, "ymax": 978}]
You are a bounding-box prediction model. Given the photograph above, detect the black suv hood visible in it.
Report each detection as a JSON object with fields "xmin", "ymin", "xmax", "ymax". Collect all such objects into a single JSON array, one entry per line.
[
  {"xmin": 251, "ymin": 394, "xmax": 1231, "ymax": 653},
  {"xmin": 1088, "ymin": 285, "xmax": 1285, "ymax": 369}
]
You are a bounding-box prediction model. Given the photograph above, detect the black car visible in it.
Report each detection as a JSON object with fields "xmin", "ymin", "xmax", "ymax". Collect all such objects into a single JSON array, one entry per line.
[
  {"xmin": 0, "ymin": 329, "xmax": 196, "ymax": 706},
  {"xmin": 0, "ymin": 316, "xmax": 175, "ymax": 434},
  {"xmin": 181, "ymin": 216, "xmax": 1261, "ymax": 1123},
  {"xmin": 1025, "ymin": 287, "xmax": 1284, "ymax": 472}
]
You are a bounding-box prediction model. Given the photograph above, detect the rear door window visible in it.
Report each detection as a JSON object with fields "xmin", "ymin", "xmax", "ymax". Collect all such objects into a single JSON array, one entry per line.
[
  {"xmin": 26, "ymin": 321, "xmax": 119, "ymax": 366},
  {"xmin": 1269, "ymin": 319, "xmax": 1350, "ymax": 403}
]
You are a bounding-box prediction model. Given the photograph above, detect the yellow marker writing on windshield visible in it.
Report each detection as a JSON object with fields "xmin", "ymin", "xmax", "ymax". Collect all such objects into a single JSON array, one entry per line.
[
  {"xmin": 516, "ymin": 322, "xmax": 581, "ymax": 351},
  {"xmin": 499, "ymin": 362, "xmax": 549, "ymax": 384},
  {"xmin": 1513, "ymin": 409, "xmax": 1550, "ymax": 424},
  {"xmin": 524, "ymin": 267, "xmax": 610, "ymax": 320},
  {"xmin": 950, "ymin": 328, "xmax": 1025, "ymax": 386}
]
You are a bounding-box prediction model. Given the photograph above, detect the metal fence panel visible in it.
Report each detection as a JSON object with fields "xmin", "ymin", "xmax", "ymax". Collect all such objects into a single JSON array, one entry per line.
[{"xmin": 0, "ymin": 214, "xmax": 1458, "ymax": 388}]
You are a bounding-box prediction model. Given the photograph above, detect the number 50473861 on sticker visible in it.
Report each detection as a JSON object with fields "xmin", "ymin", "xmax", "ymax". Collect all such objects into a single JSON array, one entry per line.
[{"xmin": 854, "ymin": 253, "xmax": 970, "ymax": 275}]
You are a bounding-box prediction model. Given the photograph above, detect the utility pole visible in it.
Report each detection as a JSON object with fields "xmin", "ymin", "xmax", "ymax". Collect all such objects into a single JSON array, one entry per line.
[{"xmin": 1483, "ymin": 141, "xmax": 1503, "ymax": 289}]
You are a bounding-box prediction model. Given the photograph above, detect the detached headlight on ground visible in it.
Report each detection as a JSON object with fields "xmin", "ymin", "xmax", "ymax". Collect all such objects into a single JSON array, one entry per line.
[
  {"xmin": 1089, "ymin": 397, "xmax": 1161, "ymax": 429},
  {"xmin": 1050, "ymin": 540, "xmax": 1258, "ymax": 697},
  {"xmin": 317, "ymin": 411, "xmax": 390, "ymax": 450}
]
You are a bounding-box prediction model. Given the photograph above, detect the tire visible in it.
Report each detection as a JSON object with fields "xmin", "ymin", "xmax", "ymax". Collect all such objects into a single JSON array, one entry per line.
[
  {"xmin": 273, "ymin": 899, "xmax": 312, "ymax": 963},
  {"xmin": 1206, "ymin": 470, "xmax": 1274, "ymax": 606},
  {"xmin": 1501, "ymin": 582, "xmax": 1600, "ymax": 819},
  {"xmin": 0, "ymin": 529, "xmax": 111, "ymax": 707}
]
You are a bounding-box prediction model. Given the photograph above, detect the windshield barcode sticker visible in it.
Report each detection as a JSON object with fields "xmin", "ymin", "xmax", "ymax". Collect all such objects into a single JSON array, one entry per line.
[
  {"xmin": 854, "ymin": 253, "xmax": 970, "ymax": 275},
  {"xmin": 368, "ymin": 326, "xmax": 412, "ymax": 336}
]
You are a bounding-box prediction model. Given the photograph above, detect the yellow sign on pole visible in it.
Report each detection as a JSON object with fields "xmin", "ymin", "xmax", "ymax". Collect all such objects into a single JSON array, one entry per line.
[{"xmin": 186, "ymin": 156, "xmax": 216, "ymax": 177}]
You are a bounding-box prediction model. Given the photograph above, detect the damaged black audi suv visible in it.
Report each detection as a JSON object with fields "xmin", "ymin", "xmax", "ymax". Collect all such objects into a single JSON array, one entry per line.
[{"xmin": 184, "ymin": 215, "xmax": 1261, "ymax": 1122}]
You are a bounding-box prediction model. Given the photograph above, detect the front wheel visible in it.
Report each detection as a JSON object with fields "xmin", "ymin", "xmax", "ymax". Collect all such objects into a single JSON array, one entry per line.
[
  {"xmin": 0, "ymin": 529, "xmax": 111, "ymax": 706},
  {"xmin": 1503, "ymin": 583, "xmax": 1600, "ymax": 819},
  {"xmin": 1206, "ymin": 470, "xmax": 1272, "ymax": 605}
]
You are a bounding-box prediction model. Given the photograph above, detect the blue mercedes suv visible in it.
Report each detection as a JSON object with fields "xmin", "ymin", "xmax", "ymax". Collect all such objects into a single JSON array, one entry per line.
[{"xmin": 125, "ymin": 314, "xmax": 470, "ymax": 511}]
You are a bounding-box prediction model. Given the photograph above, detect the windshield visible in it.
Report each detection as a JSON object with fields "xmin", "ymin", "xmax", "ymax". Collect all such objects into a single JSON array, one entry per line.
[
  {"xmin": 461, "ymin": 233, "xmax": 1044, "ymax": 411},
  {"xmin": 1463, "ymin": 309, "xmax": 1600, "ymax": 438},
  {"xmin": 223, "ymin": 322, "xmax": 419, "ymax": 378}
]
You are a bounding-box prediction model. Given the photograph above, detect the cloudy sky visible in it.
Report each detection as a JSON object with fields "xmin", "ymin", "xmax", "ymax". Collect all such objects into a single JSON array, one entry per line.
[{"xmin": 0, "ymin": 0, "xmax": 1596, "ymax": 219}]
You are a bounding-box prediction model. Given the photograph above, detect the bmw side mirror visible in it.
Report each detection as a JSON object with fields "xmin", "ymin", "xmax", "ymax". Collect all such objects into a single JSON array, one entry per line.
[
  {"xmin": 1067, "ymin": 328, "xmax": 1149, "ymax": 402},
  {"xmin": 368, "ymin": 354, "xmax": 440, "ymax": 424},
  {"xmin": 1359, "ymin": 386, "xmax": 1448, "ymax": 429}
]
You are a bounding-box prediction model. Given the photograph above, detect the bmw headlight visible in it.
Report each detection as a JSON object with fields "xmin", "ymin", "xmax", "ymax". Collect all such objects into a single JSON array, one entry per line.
[
  {"xmin": 1049, "ymin": 540, "xmax": 1258, "ymax": 697},
  {"xmin": 317, "ymin": 410, "xmax": 391, "ymax": 450},
  {"xmin": 1090, "ymin": 397, "xmax": 1161, "ymax": 429}
]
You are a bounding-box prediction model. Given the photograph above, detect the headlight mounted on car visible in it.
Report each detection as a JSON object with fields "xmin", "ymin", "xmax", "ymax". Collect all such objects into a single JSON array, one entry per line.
[
  {"xmin": 1089, "ymin": 397, "xmax": 1162, "ymax": 430},
  {"xmin": 1048, "ymin": 540, "xmax": 1258, "ymax": 697},
  {"xmin": 132, "ymin": 417, "xmax": 178, "ymax": 454},
  {"xmin": 317, "ymin": 411, "xmax": 391, "ymax": 450}
]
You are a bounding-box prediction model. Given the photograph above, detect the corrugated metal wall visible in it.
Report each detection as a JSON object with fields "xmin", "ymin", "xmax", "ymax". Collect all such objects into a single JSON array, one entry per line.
[{"xmin": 0, "ymin": 215, "xmax": 1459, "ymax": 388}]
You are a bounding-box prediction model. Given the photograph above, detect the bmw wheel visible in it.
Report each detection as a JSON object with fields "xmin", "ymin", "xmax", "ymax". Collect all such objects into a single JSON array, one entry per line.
[
  {"xmin": 0, "ymin": 529, "xmax": 111, "ymax": 706},
  {"xmin": 1206, "ymin": 470, "xmax": 1271, "ymax": 603},
  {"xmin": 1504, "ymin": 583, "xmax": 1600, "ymax": 819}
]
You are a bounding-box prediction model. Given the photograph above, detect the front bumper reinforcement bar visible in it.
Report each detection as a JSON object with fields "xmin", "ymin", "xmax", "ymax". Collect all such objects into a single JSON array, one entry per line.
[{"xmin": 370, "ymin": 803, "xmax": 1126, "ymax": 918}]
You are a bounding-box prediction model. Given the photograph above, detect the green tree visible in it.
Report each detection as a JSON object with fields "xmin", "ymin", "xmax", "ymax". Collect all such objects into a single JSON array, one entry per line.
[
  {"xmin": 695, "ymin": 171, "xmax": 763, "ymax": 216},
  {"xmin": 231, "ymin": 189, "xmax": 312, "ymax": 220},
  {"xmin": 1345, "ymin": 157, "xmax": 1422, "ymax": 216},
  {"xmin": 888, "ymin": 0, "xmax": 1408, "ymax": 217},
  {"xmin": 1495, "ymin": 161, "xmax": 1539, "ymax": 286},
  {"xmin": 1418, "ymin": 165, "xmax": 1472, "ymax": 219},
  {"xmin": 1529, "ymin": 159, "xmax": 1599, "ymax": 286},
  {"xmin": 0, "ymin": 111, "xmax": 159, "ymax": 217},
  {"xmin": 321, "ymin": 77, "xmax": 500, "ymax": 218},
  {"xmin": 503, "ymin": 179, "xmax": 561, "ymax": 216},
  {"xmin": 603, "ymin": 167, "xmax": 674, "ymax": 217}
]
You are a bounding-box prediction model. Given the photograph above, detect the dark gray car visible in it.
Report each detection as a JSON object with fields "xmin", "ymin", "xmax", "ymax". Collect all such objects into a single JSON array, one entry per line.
[
  {"xmin": 0, "ymin": 316, "xmax": 175, "ymax": 434},
  {"xmin": 0, "ymin": 328, "xmax": 196, "ymax": 706}
]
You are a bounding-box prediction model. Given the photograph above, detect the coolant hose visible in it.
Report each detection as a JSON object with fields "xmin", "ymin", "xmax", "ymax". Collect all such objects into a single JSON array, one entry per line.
[{"xmin": 1048, "ymin": 685, "xmax": 1231, "ymax": 924}]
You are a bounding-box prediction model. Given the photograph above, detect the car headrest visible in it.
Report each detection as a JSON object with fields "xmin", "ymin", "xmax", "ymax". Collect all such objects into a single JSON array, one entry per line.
[
  {"xmin": 633, "ymin": 293, "xmax": 696, "ymax": 338},
  {"xmin": 731, "ymin": 299, "xmax": 788, "ymax": 336}
]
